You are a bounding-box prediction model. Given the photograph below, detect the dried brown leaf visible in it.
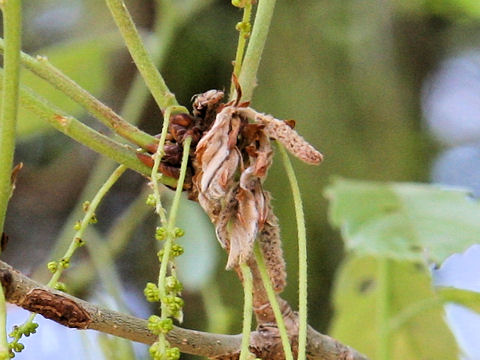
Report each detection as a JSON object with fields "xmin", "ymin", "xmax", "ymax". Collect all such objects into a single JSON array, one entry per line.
[
  {"xmin": 192, "ymin": 90, "xmax": 224, "ymax": 130},
  {"xmin": 193, "ymin": 100, "xmax": 303, "ymax": 273},
  {"xmin": 226, "ymin": 187, "xmax": 259, "ymax": 268},
  {"xmin": 196, "ymin": 108, "xmax": 237, "ymax": 193}
]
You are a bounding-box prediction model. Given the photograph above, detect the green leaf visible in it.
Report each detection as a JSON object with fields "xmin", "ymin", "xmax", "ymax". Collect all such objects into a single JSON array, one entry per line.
[
  {"xmin": 438, "ymin": 287, "xmax": 480, "ymax": 314},
  {"xmin": 16, "ymin": 35, "xmax": 121, "ymax": 139},
  {"xmin": 330, "ymin": 256, "xmax": 458, "ymax": 359},
  {"xmin": 325, "ymin": 178, "xmax": 480, "ymax": 263}
]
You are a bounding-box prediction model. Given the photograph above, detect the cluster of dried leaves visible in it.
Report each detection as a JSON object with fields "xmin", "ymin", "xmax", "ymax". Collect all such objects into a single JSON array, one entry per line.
[
  {"xmin": 139, "ymin": 86, "xmax": 322, "ymax": 292},
  {"xmin": 189, "ymin": 90, "xmax": 323, "ymax": 292}
]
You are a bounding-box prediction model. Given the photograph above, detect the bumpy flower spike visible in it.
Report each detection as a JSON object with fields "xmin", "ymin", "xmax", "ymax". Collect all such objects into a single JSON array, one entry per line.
[{"xmin": 237, "ymin": 107, "xmax": 324, "ymax": 165}]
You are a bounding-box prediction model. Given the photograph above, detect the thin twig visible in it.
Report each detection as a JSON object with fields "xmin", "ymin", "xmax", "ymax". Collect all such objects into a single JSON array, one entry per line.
[
  {"xmin": 66, "ymin": 186, "xmax": 152, "ymax": 294},
  {"xmin": 230, "ymin": 1, "xmax": 254, "ymax": 99},
  {"xmin": 238, "ymin": 0, "xmax": 277, "ymax": 101},
  {"xmin": 254, "ymin": 245, "xmax": 294, "ymax": 360},
  {"xmin": 239, "ymin": 263, "xmax": 254, "ymax": 360},
  {"xmin": 0, "ymin": 68, "xmax": 178, "ymax": 184},
  {"xmin": 8, "ymin": 165, "xmax": 128, "ymax": 352},
  {"xmin": 48, "ymin": 165, "xmax": 127, "ymax": 288},
  {"xmin": 278, "ymin": 144, "xmax": 309, "ymax": 360}
]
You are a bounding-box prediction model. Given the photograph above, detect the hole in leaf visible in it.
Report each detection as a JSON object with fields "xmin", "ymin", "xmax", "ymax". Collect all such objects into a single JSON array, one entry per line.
[{"xmin": 357, "ymin": 278, "xmax": 376, "ymax": 294}]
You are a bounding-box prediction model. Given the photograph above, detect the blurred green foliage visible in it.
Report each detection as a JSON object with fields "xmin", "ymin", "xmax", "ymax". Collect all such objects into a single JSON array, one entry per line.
[
  {"xmin": 326, "ymin": 179, "xmax": 480, "ymax": 263},
  {"xmin": 4, "ymin": 1, "xmax": 480, "ymax": 358},
  {"xmin": 17, "ymin": 35, "xmax": 122, "ymax": 138},
  {"xmin": 327, "ymin": 178, "xmax": 480, "ymax": 358},
  {"xmin": 331, "ymin": 256, "xmax": 458, "ymax": 359},
  {"xmin": 396, "ymin": 0, "xmax": 480, "ymax": 20}
]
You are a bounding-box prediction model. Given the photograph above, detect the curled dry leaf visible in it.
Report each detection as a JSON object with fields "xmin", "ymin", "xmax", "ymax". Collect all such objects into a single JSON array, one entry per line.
[
  {"xmin": 192, "ymin": 91, "xmax": 322, "ymax": 284},
  {"xmin": 195, "ymin": 107, "xmax": 240, "ymax": 197},
  {"xmin": 192, "ymin": 90, "xmax": 225, "ymax": 128}
]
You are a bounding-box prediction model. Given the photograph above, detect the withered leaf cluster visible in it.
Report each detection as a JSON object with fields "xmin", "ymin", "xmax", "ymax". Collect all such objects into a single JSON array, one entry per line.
[
  {"xmin": 190, "ymin": 90, "xmax": 323, "ymax": 292},
  {"xmin": 137, "ymin": 89, "xmax": 323, "ymax": 292}
]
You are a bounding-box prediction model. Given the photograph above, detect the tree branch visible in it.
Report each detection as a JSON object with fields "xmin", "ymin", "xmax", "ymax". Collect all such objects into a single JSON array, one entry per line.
[{"xmin": 0, "ymin": 260, "xmax": 368, "ymax": 360}]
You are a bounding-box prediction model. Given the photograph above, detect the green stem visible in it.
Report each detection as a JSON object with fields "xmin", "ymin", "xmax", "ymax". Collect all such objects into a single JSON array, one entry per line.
[
  {"xmin": 47, "ymin": 165, "xmax": 128, "ymax": 288},
  {"xmin": 119, "ymin": 16, "xmax": 173, "ymax": 123},
  {"xmin": 377, "ymin": 258, "xmax": 392, "ymax": 360},
  {"xmin": 239, "ymin": 263, "xmax": 253, "ymax": 360},
  {"xmin": 14, "ymin": 84, "xmax": 152, "ymax": 178},
  {"xmin": 229, "ymin": 1, "xmax": 253, "ymax": 99},
  {"xmin": 278, "ymin": 144, "xmax": 308, "ymax": 360},
  {"xmin": 0, "ymin": 2, "xmax": 22, "ymax": 357},
  {"xmin": 157, "ymin": 136, "xmax": 191, "ymax": 293},
  {"xmin": 166, "ymin": 136, "xmax": 191, "ymax": 232},
  {"xmin": 121, "ymin": 0, "xmax": 214, "ymax": 121},
  {"xmin": 254, "ymin": 245, "xmax": 294, "ymax": 360},
  {"xmin": 0, "ymin": 69, "xmax": 179, "ymax": 185},
  {"xmin": 156, "ymin": 136, "xmax": 191, "ymax": 352},
  {"xmin": 157, "ymin": 136, "xmax": 191, "ymax": 292},
  {"xmin": 238, "ymin": 0, "xmax": 277, "ymax": 101},
  {"xmin": 151, "ymin": 105, "xmax": 188, "ymax": 226},
  {"xmin": 0, "ymin": 1, "xmax": 22, "ymax": 237},
  {"xmin": 0, "ymin": 39, "xmax": 158, "ymax": 150},
  {"xmin": 66, "ymin": 187, "xmax": 152, "ymax": 293},
  {"xmin": 10, "ymin": 165, "xmax": 127, "ymax": 353},
  {"xmin": 105, "ymin": 0, "xmax": 179, "ymax": 112}
]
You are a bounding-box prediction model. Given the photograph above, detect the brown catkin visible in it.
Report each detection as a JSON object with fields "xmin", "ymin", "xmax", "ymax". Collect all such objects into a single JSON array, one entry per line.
[
  {"xmin": 259, "ymin": 196, "xmax": 287, "ymax": 293},
  {"xmin": 255, "ymin": 113, "xmax": 323, "ymax": 165}
]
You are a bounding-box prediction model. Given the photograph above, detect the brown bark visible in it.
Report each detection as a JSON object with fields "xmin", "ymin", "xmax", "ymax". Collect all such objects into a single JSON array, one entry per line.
[{"xmin": 0, "ymin": 260, "xmax": 368, "ymax": 360}]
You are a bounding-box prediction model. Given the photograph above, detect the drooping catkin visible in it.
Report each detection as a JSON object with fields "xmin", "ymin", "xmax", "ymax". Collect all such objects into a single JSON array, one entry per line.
[
  {"xmin": 258, "ymin": 196, "xmax": 286, "ymax": 293},
  {"xmin": 256, "ymin": 113, "xmax": 323, "ymax": 165}
]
